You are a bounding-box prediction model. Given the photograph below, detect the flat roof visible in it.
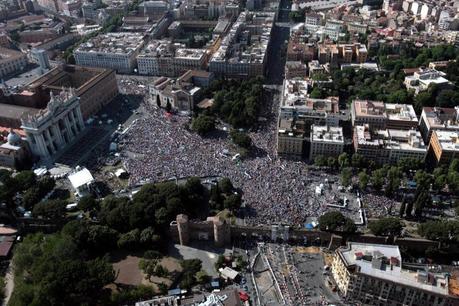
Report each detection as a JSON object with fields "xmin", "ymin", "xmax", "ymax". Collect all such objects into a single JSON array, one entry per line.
[
  {"xmin": 339, "ymin": 242, "xmax": 449, "ymax": 296},
  {"xmin": 0, "ymin": 104, "xmax": 38, "ymax": 120}
]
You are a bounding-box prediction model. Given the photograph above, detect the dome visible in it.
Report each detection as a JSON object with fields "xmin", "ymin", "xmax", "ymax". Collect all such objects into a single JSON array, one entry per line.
[{"xmin": 7, "ymin": 130, "xmax": 21, "ymax": 145}]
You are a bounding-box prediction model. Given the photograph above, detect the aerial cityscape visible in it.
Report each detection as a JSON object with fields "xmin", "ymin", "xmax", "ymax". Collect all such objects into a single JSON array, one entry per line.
[{"xmin": 0, "ymin": 0, "xmax": 459, "ymax": 305}]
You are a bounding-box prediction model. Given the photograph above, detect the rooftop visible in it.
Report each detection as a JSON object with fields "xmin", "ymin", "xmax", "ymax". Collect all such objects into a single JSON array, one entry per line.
[
  {"xmin": 0, "ymin": 47, "xmax": 26, "ymax": 64},
  {"xmin": 75, "ymin": 33, "xmax": 145, "ymax": 55},
  {"xmin": 434, "ymin": 130, "xmax": 459, "ymax": 152},
  {"xmin": 353, "ymin": 100, "xmax": 386, "ymax": 118},
  {"xmin": 355, "ymin": 125, "xmax": 426, "ymax": 151},
  {"xmin": 339, "ymin": 242, "xmax": 449, "ymax": 296},
  {"xmin": 311, "ymin": 125, "xmax": 343, "ymax": 143},
  {"xmin": 422, "ymin": 107, "xmax": 459, "ymax": 130}
]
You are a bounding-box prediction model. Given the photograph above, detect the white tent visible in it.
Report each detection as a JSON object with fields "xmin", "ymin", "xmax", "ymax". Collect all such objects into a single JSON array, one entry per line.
[{"xmin": 68, "ymin": 168, "xmax": 94, "ymax": 197}]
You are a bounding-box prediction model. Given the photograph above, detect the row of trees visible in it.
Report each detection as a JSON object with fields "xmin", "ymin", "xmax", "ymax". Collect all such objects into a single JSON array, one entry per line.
[{"xmin": 201, "ymin": 78, "xmax": 264, "ymax": 128}]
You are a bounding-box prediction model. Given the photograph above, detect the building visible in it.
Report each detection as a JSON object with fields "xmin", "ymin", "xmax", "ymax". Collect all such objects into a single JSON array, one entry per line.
[
  {"xmin": 351, "ymin": 100, "xmax": 418, "ymax": 130},
  {"xmin": 0, "ymin": 47, "xmax": 27, "ymax": 79},
  {"xmin": 353, "ymin": 124, "xmax": 427, "ymax": 164},
  {"xmin": 209, "ymin": 11, "xmax": 274, "ymax": 78},
  {"xmin": 309, "ymin": 125, "xmax": 344, "ymax": 160},
  {"xmin": 427, "ymin": 130, "xmax": 459, "ymax": 167},
  {"xmin": 332, "ymin": 242, "xmax": 459, "ymax": 306},
  {"xmin": 21, "ymin": 88, "xmax": 85, "ymax": 163},
  {"xmin": 135, "ymin": 289, "xmax": 243, "ymax": 306},
  {"xmin": 318, "ymin": 43, "xmax": 368, "ymax": 68},
  {"xmin": 419, "ymin": 107, "xmax": 459, "ymax": 144},
  {"xmin": 74, "ymin": 32, "xmax": 145, "ymax": 73},
  {"xmin": 308, "ymin": 60, "xmax": 326, "ymax": 78},
  {"xmin": 27, "ymin": 64, "xmax": 119, "ymax": 120},
  {"xmin": 277, "ymin": 117, "xmax": 306, "ymax": 159},
  {"xmin": 150, "ymin": 77, "xmax": 200, "ymax": 113},
  {"xmin": 139, "ymin": 0, "xmax": 170, "ymax": 19},
  {"xmin": 285, "ymin": 61, "xmax": 308, "ymax": 78},
  {"xmin": 137, "ymin": 40, "xmax": 207, "ymax": 77},
  {"xmin": 404, "ymin": 68, "xmax": 452, "ymax": 95},
  {"xmin": 0, "ymin": 130, "xmax": 30, "ymax": 169},
  {"xmin": 31, "ymin": 48, "xmax": 51, "ymax": 73}
]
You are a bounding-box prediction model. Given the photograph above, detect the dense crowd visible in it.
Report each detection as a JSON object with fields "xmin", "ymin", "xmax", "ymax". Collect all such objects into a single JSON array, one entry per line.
[{"xmin": 112, "ymin": 80, "xmax": 394, "ymax": 226}]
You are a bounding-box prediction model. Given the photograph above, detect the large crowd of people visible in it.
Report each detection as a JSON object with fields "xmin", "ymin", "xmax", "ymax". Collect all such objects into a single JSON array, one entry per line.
[{"xmin": 108, "ymin": 80, "xmax": 396, "ymax": 226}]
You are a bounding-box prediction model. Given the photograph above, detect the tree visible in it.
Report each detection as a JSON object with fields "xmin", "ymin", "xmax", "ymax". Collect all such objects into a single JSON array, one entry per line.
[
  {"xmin": 157, "ymin": 283, "xmax": 168, "ymax": 295},
  {"xmin": 414, "ymin": 170, "xmax": 432, "ymax": 190},
  {"xmin": 180, "ymin": 259, "xmax": 202, "ymax": 274},
  {"xmin": 368, "ymin": 218, "xmax": 403, "ymax": 236},
  {"xmin": 318, "ymin": 211, "xmax": 356, "ymax": 233},
  {"xmin": 32, "ymin": 199, "xmax": 67, "ymax": 220},
  {"xmin": 78, "ymin": 195, "xmax": 97, "ymax": 211},
  {"xmin": 327, "ymin": 157, "xmax": 337, "ymax": 169},
  {"xmin": 230, "ymin": 130, "xmax": 252, "ymax": 148},
  {"xmin": 314, "ymin": 155, "xmax": 327, "ymax": 167},
  {"xmin": 358, "ymin": 171, "xmax": 369, "ymax": 190},
  {"xmin": 139, "ymin": 259, "xmax": 158, "ymax": 281},
  {"xmin": 340, "ymin": 168, "xmax": 352, "ymax": 187},
  {"xmin": 418, "ymin": 220, "xmax": 459, "ymax": 243},
  {"xmin": 14, "ymin": 170, "xmax": 36, "ymax": 191},
  {"xmin": 414, "ymin": 190, "xmax": 431, "ymax": 218},
  {"xmin": 351, "ymin": 153, "xmax": 365, "ymax": 169},
  {"xmin": 338, "ymin": 153, "xmax": 349, "ymax": 169},
  {"xmin": 117, "ymin": 229, "xmax": 140, "ymax": 250},
  {"xmin": 153, "ymin": 264, "xmax": 169, "ymax": 278},
  {"xmin": 144, "ymin": 250, "xmax": 163, "ymax": 260},
  {"xmin": 196, "ymin": 270, "xmax": 209, "ymax": 284},
  {"xmin": 219, "ymin": 178, "xmax": 233, "ymax": 193},
  {"xmin": 310, "ymin": 87, "xmax": 323, "ymax": 99},
  {"xmin": 191, "ymin": 115, "xmax": 215, "ymax": 135},
  {"xmin": 371, "ymin": 169, "xmax": 385, "ymax": 191},
  {"xmin": 223, "ymin": 193, "xmax": 242, "ymax": 211}
]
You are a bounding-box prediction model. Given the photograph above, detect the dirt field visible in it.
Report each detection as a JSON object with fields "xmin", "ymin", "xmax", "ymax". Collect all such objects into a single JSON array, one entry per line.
[
  {"xmin": 112, "ymin": 254, "xmax": 143, "ymax": 286},
  {"xmin": 111, "ymin": 250, "xmax": 182, "ymax": 289}
]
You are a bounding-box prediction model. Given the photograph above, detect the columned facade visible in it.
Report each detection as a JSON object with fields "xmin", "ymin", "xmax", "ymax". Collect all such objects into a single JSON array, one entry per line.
[{"xmin": 21, "ymin": 88, "xmax": 85, "ymax": 163}]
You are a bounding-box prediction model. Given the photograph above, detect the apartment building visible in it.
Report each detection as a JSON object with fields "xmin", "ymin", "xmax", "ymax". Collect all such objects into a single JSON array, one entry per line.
[
  {"xmin": 277, "ymin": 118, "xmax": 306, "ymax": 159},
  {"xmin": 309, "ymin": 125, "xmax": 344, "ymax": 160},
  {"xmin": 419, "ymin": 107, "xmax": 459, "ymax": 144},
  {"xmin": 209, "ymin": 11, "xmax": 274, "ymax": 78},
  {"xmin": 318, "ymin": 43, "xmax": 367, "ymax": 67},
  {"xmin": 137, "ymin": 40, "xmax": 207, "ymax": 77},
  {"xmin": 427, "ymin": 130, "xmax": 459, "ymax": 166},
  {"xmin": 332, "ymin": 242, "xmax": 459, "ymax": 306},
  {"xmin": 351, "ymin": 100, "xmax": 418, "ymax": 130},
  {"xmin": 0, "ymin": 47, "xmax": 27, "ymax": 78},
  {"xmin": 404, "ymin": 68, "xmax": 452, "ymax": 95},
  {"xmin": 74, "ymin": 33, "xmax": 145, "ymax": 73},
  {"xmin": 353, "ymin": 124, "xmax": 427, "ymax": 164}
]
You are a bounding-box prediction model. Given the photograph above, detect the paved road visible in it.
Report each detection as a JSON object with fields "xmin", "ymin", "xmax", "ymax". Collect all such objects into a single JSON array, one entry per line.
[{"xmin": 266, "ymin": 0, "xmax": 291, "ymax": 85}]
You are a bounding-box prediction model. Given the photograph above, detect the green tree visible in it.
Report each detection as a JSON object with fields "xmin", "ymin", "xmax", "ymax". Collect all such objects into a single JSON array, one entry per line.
[
  {"xmin": 371, "ymin": 169, "xmax": 385, "ymax": 191},
  {"xmin": 196, "ymin": 270, "xmax": 209, "ymax": 284},
  {"xmin": 368, "ymin": 218, "xmax": 403, "ymax": 236},
  {"xmin": 340, "ymin": 167, "xmax": 352, "ymax": 187},
  {"xmin": 230, "ymin": 130, "xmax": 252, "ymax": 148},
  {"xmin": 153, "ymin": 264, "xmax": 169, "ymax": 278},
  {"xmin": 32, "ymin": 199, "xmax": 67, "ymax": 220},
  {"xmin": 358, "ymin": 171, "xmax": 369, "ymax": 190},
  {"xmin": 191, "ymin": 115, "xmax": 215, "ymax": 135},
  {"xmin": 327, "ymin": 157, "xmax": 337, "ymax": 169},
  {"xmin": 318, "ymin": 211, "xmax": 356, "ymax": 233},
  {"xmin": 338, "ymin": 153, "xmax": 349, "ymax": 169},
  {"xmin": 314, "ymin": 155, "xmax": 327, "ymax": 167},
  {"xmin": 78, "ymin": 195, "xmax": 97, "ymax": 211},
  {"xmin": 219, "ymin": 178, "xmax": 233, "ymax": 193},
  {"xmin": 224, "ymin": 193, "xmax": 241, "ymax": 211}
]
